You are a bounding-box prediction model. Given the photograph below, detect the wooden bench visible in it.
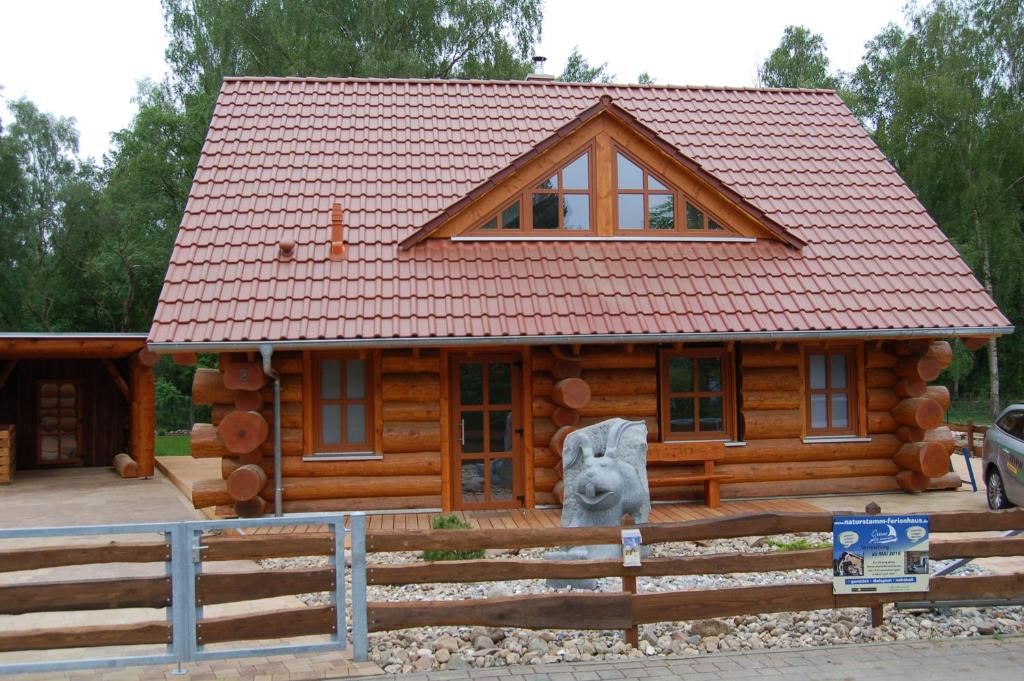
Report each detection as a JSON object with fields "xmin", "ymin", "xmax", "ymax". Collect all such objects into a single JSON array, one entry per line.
[{"xmin": 646, "ymin": 442, "xmax": 729, "ymax": 508}]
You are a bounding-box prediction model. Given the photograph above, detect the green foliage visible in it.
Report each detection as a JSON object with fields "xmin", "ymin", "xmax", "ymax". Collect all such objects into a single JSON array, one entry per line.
[
  {"xmin": 765, "ymin": 537, "xmax": 831, "ymax": 551},
  {"xmin": 637, "ymin": 72, "xmax": 656, "ymax": 85},
  {"xmin": 557, "ymin": 46, "xmax": 613, "ymax": 83},
  {"xmin": 757, "ymin": 26, "xmax": 840, "ymax": 90},
  {"xmin": 422, "ymin": 514, "xmax": 486, "ymax": 561}
]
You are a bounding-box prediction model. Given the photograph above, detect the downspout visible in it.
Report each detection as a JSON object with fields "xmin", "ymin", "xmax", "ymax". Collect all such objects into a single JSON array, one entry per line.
[{"xmin": 259, "ymin": 344, "xmax": 283, "ymax": 517}]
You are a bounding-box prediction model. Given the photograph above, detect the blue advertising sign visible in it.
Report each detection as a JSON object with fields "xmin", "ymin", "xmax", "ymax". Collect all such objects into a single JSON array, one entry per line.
[{"xmin": 833, "ymin": 515, "xmax": 929, "ymax": 594}]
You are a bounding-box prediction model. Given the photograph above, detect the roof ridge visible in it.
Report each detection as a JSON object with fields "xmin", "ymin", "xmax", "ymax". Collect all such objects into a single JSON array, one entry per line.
[{"xmin": 220, "ymin": 75, "xmax": 839, "ymax": 95}]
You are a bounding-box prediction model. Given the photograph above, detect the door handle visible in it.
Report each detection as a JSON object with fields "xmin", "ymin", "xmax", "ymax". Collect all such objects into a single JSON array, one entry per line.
[{"xmin": 460, "ymin": 419, "xmax": 466, "ymax": 446}]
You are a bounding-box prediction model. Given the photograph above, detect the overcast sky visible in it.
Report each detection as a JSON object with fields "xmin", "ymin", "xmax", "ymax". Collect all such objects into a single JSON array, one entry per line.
[{"xmin": 0, "ymin": 0, "xmax": 908, "ymax": 161}]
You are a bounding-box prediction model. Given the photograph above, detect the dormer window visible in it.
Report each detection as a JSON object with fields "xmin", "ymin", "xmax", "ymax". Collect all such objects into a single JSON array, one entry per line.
[{"xmin": 614, "ymin": 149, "xmax": 726, "ymax": 235}]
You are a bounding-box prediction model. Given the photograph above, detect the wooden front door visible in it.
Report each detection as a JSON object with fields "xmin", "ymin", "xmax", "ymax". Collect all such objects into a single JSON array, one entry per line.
[
  {"xmin": 450, "ymin": 354, "xmax": 523, "ymax": 510},
  {"xmin": 36, "ymin": 380, "xmax": 83, "ymax": 465}
]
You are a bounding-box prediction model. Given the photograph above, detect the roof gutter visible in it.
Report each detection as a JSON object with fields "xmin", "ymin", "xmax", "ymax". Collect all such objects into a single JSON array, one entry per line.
[{"xmin": 149, "ymin": 325, "xmax": 1014, "ymax": 354}]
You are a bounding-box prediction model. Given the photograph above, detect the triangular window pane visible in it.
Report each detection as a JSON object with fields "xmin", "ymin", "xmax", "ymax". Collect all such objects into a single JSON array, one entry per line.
[
  {"xmin": 536, "ymin": 174, "xmax": 558, "ymax": 190},
  {"xmin": 686, "ymin": 203, "xmax": 704, "ymax": 230},
  {"xmin": 616, "ymin": 152, "xmax": 643, "ymax": 190},
  {"xmin": 501, "ymin": 203, "xmax": 521, "ymax": 230},
  {"xmin": 648, "ymin": 175, "xmax": 668, "ymax": 191},
  {"xmin": 563, "ymin": 152, "xmax": 589, "ymax": 189}
]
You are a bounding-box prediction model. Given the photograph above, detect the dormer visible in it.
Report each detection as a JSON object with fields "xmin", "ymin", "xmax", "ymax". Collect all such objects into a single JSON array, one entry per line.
[{"xmin": 400, "ymin": 96, "xmax": 803, "ymax": 249}]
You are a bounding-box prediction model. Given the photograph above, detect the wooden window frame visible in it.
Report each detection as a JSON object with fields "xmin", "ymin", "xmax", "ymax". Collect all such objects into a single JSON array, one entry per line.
[
  {"xmin": 803, "ymin": 346, "xmax": 861, "ymax": 436},
  {"xmin": 658, "ymin": 347, "xmax": 736, "ymax": 441},
  {"xmin": 469, "ymin": 144, "xmax": 595, "ymax": 235},
  {"xmin": 613, "ymin": 147, "xmax": 730, "ymax": 236},
  {"xmin": 310, "ymin": 352, "xmax": 376, "ymax": 454}
]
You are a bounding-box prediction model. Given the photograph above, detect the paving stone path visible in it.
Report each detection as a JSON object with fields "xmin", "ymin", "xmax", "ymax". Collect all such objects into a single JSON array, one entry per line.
[{"xmin": 355, "ymin": 636, "xmax": 1024, "ymax": 681}]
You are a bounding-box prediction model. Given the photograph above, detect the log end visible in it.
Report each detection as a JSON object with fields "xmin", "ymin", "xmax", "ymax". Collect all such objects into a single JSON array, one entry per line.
[{"xmin": 113, "ymin": 452, "xmax": 139, "ymax": 478}]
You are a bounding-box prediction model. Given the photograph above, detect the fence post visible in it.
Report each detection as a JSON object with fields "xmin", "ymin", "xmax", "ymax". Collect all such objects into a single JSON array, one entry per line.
[
  {"xmin": 350, "ymin": 512, "xmax": 369, "ymax": 662},
  {"xmin": 620, "ymin": 514, "xmax": 639, "ymax": 648},
  {"xmin": 333, "ymin": 514, "xmax": 347, "ymax": 651},
  {"xmin": 168, "ymin": 524, "xmax": 193, "ymax": 673},
  {"xmin": 864, "ymin": 503, "xmax": 884, "ymax": 627}
]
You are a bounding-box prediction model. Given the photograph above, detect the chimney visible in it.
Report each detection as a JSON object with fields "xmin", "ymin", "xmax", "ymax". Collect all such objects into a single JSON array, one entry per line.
[
  {"xmin": 278, "ymin": 239, "xmax": 295, "ymax": 261},
  {"xmin": 527, "ymin": 55, "xmax": 554, "ymax": 81},
  {"xmin": 329, "ymin": 202, "xmax": 345, "ymax": 260}
]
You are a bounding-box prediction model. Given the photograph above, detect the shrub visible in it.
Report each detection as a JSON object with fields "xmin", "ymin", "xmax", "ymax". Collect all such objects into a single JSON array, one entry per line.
[{"xmin": 422, "ymin": 514, "xmax": 486, "ymax": 561}]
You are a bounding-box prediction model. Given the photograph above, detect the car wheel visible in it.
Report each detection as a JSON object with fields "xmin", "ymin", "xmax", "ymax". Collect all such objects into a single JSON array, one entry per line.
[{"xmin": 987, "ymin": 468, "xmax": 1012, "ymax": 510}]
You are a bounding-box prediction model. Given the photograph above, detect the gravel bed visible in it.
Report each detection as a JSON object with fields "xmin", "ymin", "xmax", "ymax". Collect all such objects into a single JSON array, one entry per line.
[{"xmin": 259, "ymin": 532, "xmax": 1022, "ymax": 674}]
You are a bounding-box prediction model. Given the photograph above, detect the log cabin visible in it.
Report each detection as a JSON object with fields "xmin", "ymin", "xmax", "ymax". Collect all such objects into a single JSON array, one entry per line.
[
  {"xmin": 147, "ymin": 77, "xmax": 1013, "ymax": 517},
  {"xmin": 0, "ymin": 333, "xmax": 156, "ymax": 480}
]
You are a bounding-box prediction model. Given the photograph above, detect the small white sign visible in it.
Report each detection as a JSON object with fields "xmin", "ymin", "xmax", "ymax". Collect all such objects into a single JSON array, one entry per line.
[{"xmin": 621, "ymin": 528, "xmax": 642, "ymax": 567}]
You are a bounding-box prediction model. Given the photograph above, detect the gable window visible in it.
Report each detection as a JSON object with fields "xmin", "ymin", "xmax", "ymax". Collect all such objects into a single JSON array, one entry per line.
[
  {"xmin": 659, "ymin": 347, "xmax": 735, "ymax": 440},
  {"xmin": 312, "ymin": 354, "xmax": 374, "ymax": 453},
  {"xmin": 471, "ymin": 147, "xmax": 593, "ymax": 234},
  {"xmin": 805, "ymin": 348, "xmax": 858, "ymax": 435}
]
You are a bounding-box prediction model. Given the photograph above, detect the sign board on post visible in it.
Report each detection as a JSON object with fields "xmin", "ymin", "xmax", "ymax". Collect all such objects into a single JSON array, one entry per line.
[
  {"xmin": 621, "ymin": 528, "xmax": 642, "ymax": 567},
  {"xmin": 833, "ymin": 515, "xmax": 930, "ymax": 595}
]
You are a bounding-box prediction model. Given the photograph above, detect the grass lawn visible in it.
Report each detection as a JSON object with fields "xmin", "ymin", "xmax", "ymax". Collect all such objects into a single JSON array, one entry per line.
[{"xmin": 156, "ymin": 434, "xmax": 191, "ymax": 457}]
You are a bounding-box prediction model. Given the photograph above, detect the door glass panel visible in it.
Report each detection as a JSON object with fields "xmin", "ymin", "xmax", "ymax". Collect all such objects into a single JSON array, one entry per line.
[
  {"xmin": 563, "ymin": 194, "xmax": 590, "ymax": 230},
  {"xmin": 488, "ymin": 362, "xmax": 511, "ymax": 404},
  {"xmin": 459, "ymin": 363, "xmax": 483, "ymax": 405},
  {"xmin": 490, "ymin": 458, "xmax": 514, "ymax": 501},
  {"xmin": 830, "ymin": 354, "xmax": 848, "ymax": 389},
  {"xmin": 346, "ymin": 404, "xmax": 366, "ymax": 444},
  {"xmin": 810, "ymin": 394, "xmax": 828, "ymax": 429},
  {"xmin": 616, "ymin": 153, "xmax": 643, "ymax": 189},
  {"xmin": 648, "ymin": 194, "xmax": 674, "ymax": 229},
  {"xmin": 699, "ymin": 396, "xmax": 724, "ymax": 432},
  {"xmin": 346, "ymin": 358, "xmax": 365, "ymax": 399},
  {"xmin": 461, "ymin": 460, "xmax": 485, "ymax": 503},
  {"xmin": 697, "ymin": 356, "xmax": 722, "ymax": 391},
  {"xmin": 831, "ymin": 393, "xmax": 849, "ymax": 428},
  {"xmin": 669, "ymin": 357, "xmax": 693, "ymax": 392},
  {"xmin": 321, "ymin": 404, "xmax": 342, "ymax": 445},
  {"xmin": 809, "ymin": 354, "xmax": 826, "ymax": 390},
  {"xmin": 321, "ymin": 359, "xmax": 341, "ymax": 399},
  {"xmin": 462, "ymin": 411, "xmax": 484, "ymax": 453},
  {"xmin": 617, "ymin": 194, "xmax": 643, "ymax": 229},
  {"xmin": 670, "ymin": 397, "xmax": 695, "ymax": 432},
  {"xmin": 562, "ymin": 152, "xmax": 589, "ymax": 189},
  {"xmin": 532, "ymin": 193, "xmax": 559, "ymax": 229},
  {"xmin": 490, "ymin": 410, "xmax": 513, "ymax": 453}
]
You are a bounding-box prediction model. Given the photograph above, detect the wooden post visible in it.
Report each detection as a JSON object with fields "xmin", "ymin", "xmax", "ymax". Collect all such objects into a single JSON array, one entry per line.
[
  {"xmin": 865, "ymin": 502, "xmax": 884, "ymax": 627},
  {"xmin": 967, "ymin": 420, "xmax": 975, "ymax": 458},
  {"xmin": 130, "ymin": 351, "xmax": 156, "ymax": 478},
  {"xmin": 621, "ymin": 514, "xmax": 639, "ymax": 648}
]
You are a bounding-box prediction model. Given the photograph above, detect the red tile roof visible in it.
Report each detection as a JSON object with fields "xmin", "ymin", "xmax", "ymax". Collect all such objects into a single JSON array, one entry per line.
[{"xmin": 149, "ymin": 77, "xmax": 1011, "ymax": 346}]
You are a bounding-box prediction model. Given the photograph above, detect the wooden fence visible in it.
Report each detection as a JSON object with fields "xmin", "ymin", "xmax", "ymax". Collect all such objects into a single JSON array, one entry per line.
[{"xmin": 360, "ymin": 508, "xmax": 1024, "ymax": 640}]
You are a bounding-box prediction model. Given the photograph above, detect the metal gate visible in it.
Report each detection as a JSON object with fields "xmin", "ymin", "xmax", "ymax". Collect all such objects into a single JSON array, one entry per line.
[{"xmin": 0, "ymin": 512, "xmax": 356, "ymax": 676}]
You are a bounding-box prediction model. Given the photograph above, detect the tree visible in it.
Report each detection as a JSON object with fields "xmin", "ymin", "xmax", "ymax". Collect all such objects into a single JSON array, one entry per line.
[
  {"xmin": 637, "ymin": 72, "xmax": 655, "ymax": 85},
  {"xmin": 758, "ymin": 25, "xmax": 840, "ymax": 89},
  {"xmin": 557, "ymin": 46, "xmax": 613, "ymax": 83}
]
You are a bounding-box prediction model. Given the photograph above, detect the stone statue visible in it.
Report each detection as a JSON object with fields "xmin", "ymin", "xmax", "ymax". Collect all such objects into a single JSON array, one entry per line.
[{"xmin": 545, "ymin": 418, "xmax": 651, "ymax": 586}]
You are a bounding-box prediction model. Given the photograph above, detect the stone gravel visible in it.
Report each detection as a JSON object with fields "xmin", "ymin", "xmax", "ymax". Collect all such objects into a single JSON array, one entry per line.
[{"xmin": 260, "ymin": 532, "xmax": 1022, "ymax": 674}]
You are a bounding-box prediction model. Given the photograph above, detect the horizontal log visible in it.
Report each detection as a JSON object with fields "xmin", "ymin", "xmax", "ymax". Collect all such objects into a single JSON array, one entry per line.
[
  {"xmin": 258, "ymin": 429, "xmax": 303, "ymax": 457},
  {"xmin": 964, "ymin": 336, "xmax": 990, "ymax": 351},
  {"xmin": 193, "ymin": 474, "xmax": 442, "ymax": 508},
  {"xmin": 0, "ymin": 576, "xmax": 170, "ymax": 615},
  {"xmin": 535, "ymin": 416, "xmax": 659, "ymax": 446},
  {"xmin": 534, "ymin": 491, "xmax": 557, "ymax": 506},
  {"xmin": 894, "ymin": 378, "xmax": 928, "ymax": 398},
  {"xmin": 927, "ymin": 472, "xmax": 963, "ymax": 490},
  {"xmin": 112, "ymin": 452, "xmax": 139, "ymax": 478},
  {"xmin": 369, "ymin": 593, "xmax": 631, "ymax": 632},
  {"xmin": 173, "ymin": 352, "xmax": 197, "ymax": 366},
  {"xmin": 382, "ymin": 373, "xmax": 439, "ymax": 402},
  {"xmin": 221, "ymin": 360, "xmax": 267, "ymax": 391},
  {"xmin": 213, "ymin": 402, "xmax": 301, "ymax": 428},
  {"xmin": 550, "ymin": 425, "xmax": 574, "ymax": 456},
  {"xmin": 923, "ymin": 385, "xmax": 951, "ymax": 409},
  {"xmin": 722, "ymin": 435, "xmax": 901, "ymax": 464},
  {"xmin": 197, "ymin": 605, "xmax": 336, "ymax": 645},
  {"xmin": 381, "ymin": 351, "xmax": 440, "ymax": 374},
  {"xmin": 865, "ymin": 368, "xmax": 896, "ymax": 388},
  {"xmin": 716, "ymin": 458, "xmax": 899, "ymax": 484},
  {"xmin": 197, "ymin": 567, "xmax": 335, "ymax": 605},
  {"xmin": 234, "ymin": 496, "xmax": 266, "ymax": 518},
  {"xmin": 282, "ymin": 496, "xmax": 442, "ymax": 513},
  {"xmin": 203, "ymin": 534, "xmax": 335, "ymax": 561},
  {"xmin": 190, "ymin": 423, "xmax": 223, "ymax": 458},
  {"xmin": 742, "ymin": 367, "xmax": 800, "ymax": 392},
  {"xmin": 647, "ymin": 441, "xmax": 726, "ymax": 464},
  {"xmin": 892, "ymin": 397, "xmax": 944, "ymax": 430},
  {"xmin": 552, "ymin": 378, "xmax": 591, "ymax": 409},
  {"xmin": 553, "ymin": 480, "xmax": 564, "ymax": 503},
  {"xmin": 892, "ymin": 339, "xmax": 932, "ymax": 356},
  {"xmin": 223, "ymin": 451, "xmax": 441, "ymax": 478},
  {"xmin": 271, "ymin": 353, "xmax": 303, "ymax": 374},
  {"xmin": 551, "ymin": 358, "xmax": 583, "ymax": 379},
  {"xmin": 532, "ymin": 347, "xmax": 656, "ymax": 371},
  {"xmin": 866, "ymin": 389, "xmax": 899, "ymax": 412},
  {"xmin": 896, "ymin": 468, "xmax": 929, "ymax": 493},
  {"xmin": 0, "ymin": 621, "xmax": 171, "ymax": 653},
  {"xmin": 743, "ymin": 409, "xmax": 802, "ymax": 440},
  {"xmin": 533, "ymin": 447, "xmax": 559, "ymax": 468},
  {"xmin": 227, "ymin": 463, "xmax": 268, "ymax": 501},
  {"xmin": 234, "ymin": 389, "xmax": 263, "ymax": 411},
  {"xmin": 383, "ymin": 421, "xmax": 440, "ymax": 453},
  {"xmin": 382, "ymin": 400, "xmax": 440, "ymax": 422},
  {"xmin": 926, "ymin": 340, "xmax": 953, "ymax": 368},
  {"xmin": 0, "ymin": 541, "xmax": 170, "ymax": 573},
  {"xmin": 894, "ymin": 356, "xmax": 942, "ymax": 382},
  {"xmin": 552, "ymin": 406, "xmax": 580, "ymax": 427},
  {"xmin": 739, "ymin": 343, "xmax": 799, "ymax": 368},
  {"xmin": 865, "ymin": 346, "xmax": 897, "ymax": 368},
  {"xmin": 579, "ymin": 394, "xmax": 658, "ymax": 418},
  {"xmin": 868, "ymin": 410, "xmax": 898, "ymax": 434},
  {"xmin": 896, "ymin": 425, "xmax": 926, "ymax": 442},
  {"xmin": 259, "ymin": 374, "xmax": 302, "ymax": 402},
  {"xmin": 894, "ymin": 442, "xmax": 950, "ymax": 477},
  {"xmin": 218, "ymin": 410, "xmax": 269, "ymax": 455},
  {"xmin": 716, "ymin": 476, "xmax": 902, "ymax": 500},
  {"xmin": 193, "ymin": 367, "xmax": 233, "ymax": 405},
  {"xmin": 742, "ymin": 390, "xmax": 800, "ymax": 411},
  {"xmin": 923, "ymin": 426, "xmax": 957, "ymax": 455},
  {"xmin": 535, "ymin": 467, "xmax": 558, "ymax": 493}
]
